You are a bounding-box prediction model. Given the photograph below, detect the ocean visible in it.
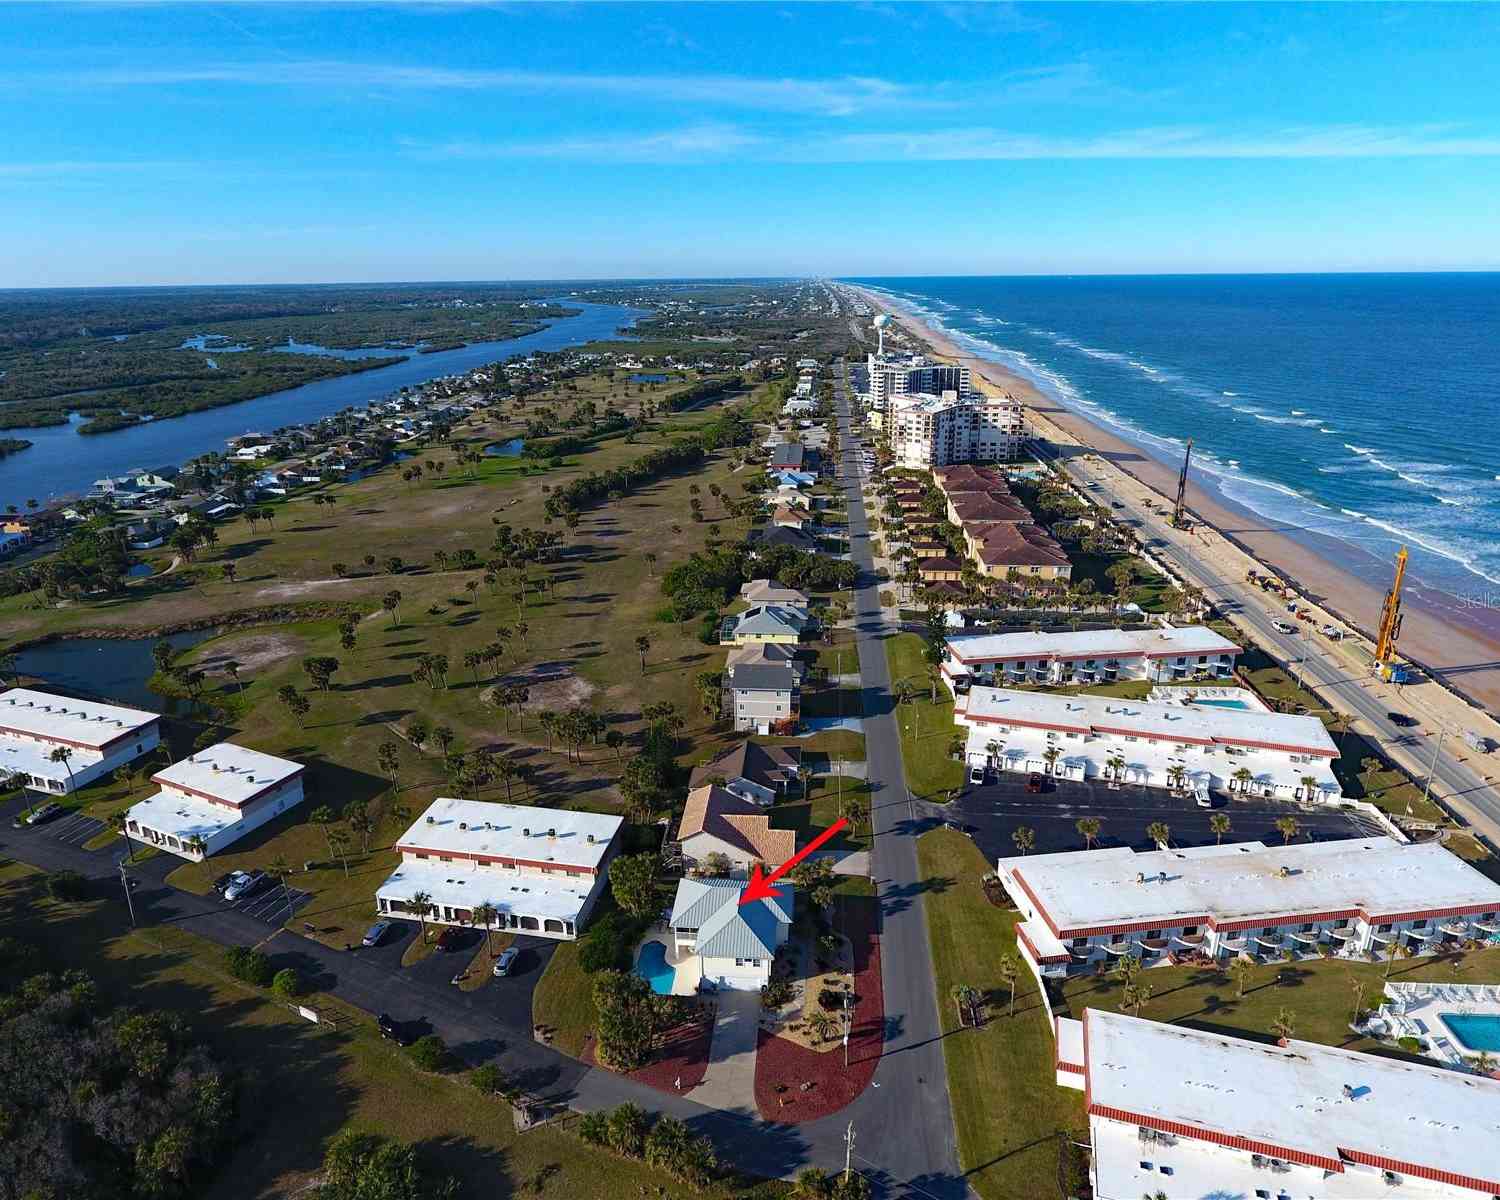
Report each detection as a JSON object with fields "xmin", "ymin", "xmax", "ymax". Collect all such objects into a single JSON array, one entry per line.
[{"xmin": 851, "ymin": 274, "xmax": 1500, "ymax": 606}]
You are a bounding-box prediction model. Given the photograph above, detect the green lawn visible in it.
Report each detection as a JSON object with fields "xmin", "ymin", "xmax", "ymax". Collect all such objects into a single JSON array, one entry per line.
[
  {"xmin": 0, "ymin": 860, "xmax": 781, "ymax": 1199},
  {"xmin": 884, "ymin": 632, "xmax": 965, "ymax": 800},
  {"xmin": 916, "ymin": 830, "xmax": 1087, "ymax": 1200},
  {"xmin": 1061, "ymin": 941, "xmax": 1500, "ymax": 1060},
  {"xmin": 531, "ymin": 938, "xmax": 598, "ymax": 1058}
]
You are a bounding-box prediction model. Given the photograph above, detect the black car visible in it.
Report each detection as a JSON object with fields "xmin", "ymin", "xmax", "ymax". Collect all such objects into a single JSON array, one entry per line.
[
  {"xmin": 1387, "ymin": 711, "xmax": 1418, "ymax": 727},
  {"xmin": 376, "ymin": 1013, "xmax": 415, "ymax": 1046}
]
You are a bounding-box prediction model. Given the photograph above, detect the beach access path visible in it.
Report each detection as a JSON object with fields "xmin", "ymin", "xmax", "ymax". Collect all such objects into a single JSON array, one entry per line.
[{"xmin": 853, "ymin": 286, "xmax": 1500, "ymax": 852}]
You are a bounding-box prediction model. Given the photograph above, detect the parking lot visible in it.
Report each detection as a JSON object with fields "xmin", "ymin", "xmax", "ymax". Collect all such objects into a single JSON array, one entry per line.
[
  {"xmin": 218, "ymin": 877, "xmax": 313, "ymax": 926},
  {"xmin": 43, "ymin": 810, "xmax": 106, "ymax": 846},
  {"xmin": 947, "ymin": 773, "xmax": 1384, "ymax": 863}
]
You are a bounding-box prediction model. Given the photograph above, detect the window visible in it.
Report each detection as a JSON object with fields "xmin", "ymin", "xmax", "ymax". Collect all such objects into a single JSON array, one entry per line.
[
  {"xmin": 1139, "ymin": 1161, "xmax": 1153, "ymax": 1171},
  {"xmin": 1183, "ymin": 925, "xmax": 1198, "ymax": 936}
]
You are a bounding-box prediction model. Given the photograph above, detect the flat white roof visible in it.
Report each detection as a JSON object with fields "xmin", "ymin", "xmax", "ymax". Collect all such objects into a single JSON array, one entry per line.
[
  {"xmin": 0, "ymin": 687, "xmax": 158, "ymax": 750},
  {"xmin": 946, "ymin": 624, "xmax": 1240, "ymax": 665},
  {"xmin": 127, "ymin": 789, "xmax": 244, "ymax": 843},
  {"xmin": 1085, "ymin": 1008, "xmax": 1500, "ymax": 1192},
  {"xmin": 1001, "ymin": 837, "xmax": 1500, "ymax": 934},
  {"xmin": 153, "ymin": 742, "xmax": 301, "ymax": 806},
  {"xmin": 958, "ymin": 685, "xmax": 1338, "ymax": 757},
  {"xmin": 397, "ymin": 797, "xmax": 621, "ymax": 869},
  {"xmin": 376, "ymin": 860, "xmax": 597, "ymax": 923}
]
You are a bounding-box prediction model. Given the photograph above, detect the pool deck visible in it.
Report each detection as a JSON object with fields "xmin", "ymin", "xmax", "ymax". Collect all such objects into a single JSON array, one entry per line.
[
  {"xmin": 1370, "ymin": 981, "xmax": 1500, "ymax": 1069},
  {"xmin": 1148, "ymin": 684, "xmax": 1270, "ymax": 712},
  {"xmin": 636, "ymin": 935, "xmax": 702, "ymax": 997}
]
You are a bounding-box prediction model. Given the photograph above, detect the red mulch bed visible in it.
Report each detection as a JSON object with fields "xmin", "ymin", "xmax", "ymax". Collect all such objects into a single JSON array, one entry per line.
[
  {"xmin": 581, "ymin": 1009, "xmax": 714, "ymax": 1096},
  {"xmin": 753, "ymin": 896, "xmax": 883, "ymax": 1122}
]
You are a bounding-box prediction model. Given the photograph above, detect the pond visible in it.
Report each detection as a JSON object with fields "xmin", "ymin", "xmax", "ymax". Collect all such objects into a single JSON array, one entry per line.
[
  {"xmin": 484, "ymin": 437, "xmax": 525, "ymax": 458},
  {"xmin": 14, "ymin": 628, "xmax": 215, "ymax": 711},
  {"xmin": 629, "ymin": 372, "xmax": 670, "ymax": 384}
]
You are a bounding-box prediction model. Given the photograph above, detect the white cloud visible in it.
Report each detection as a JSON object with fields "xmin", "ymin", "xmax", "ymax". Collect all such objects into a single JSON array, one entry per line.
[{"xmin": 409, "ymin": 124, "xmax": 766, "ymax": 163}]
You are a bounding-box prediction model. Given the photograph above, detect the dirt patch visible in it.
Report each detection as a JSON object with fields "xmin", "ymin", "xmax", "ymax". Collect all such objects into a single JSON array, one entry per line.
[
  {"xmin": 250, "ymin": 579, "xmax": 356, "ymax": 600},
  {"xmin": 195, "ymin": 631, "xmax": 306, "ymax": 674},
  {"xmin": 484, "ymin": 662, "xmax": 596, "ymax": 711}
]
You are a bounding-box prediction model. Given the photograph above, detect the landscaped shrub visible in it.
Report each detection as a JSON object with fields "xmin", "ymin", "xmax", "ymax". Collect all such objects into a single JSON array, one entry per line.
[
  {"xmin": 761, "ymin": 978, "xmax": 793, "ymax": 1009},
  {"xmin": 223, "ymin": 945, "xmax": 274, "ymax": 987},
  {"xmin": 470, "ymin": 1063, "xmax": 511, "ymax": 1097},
  {"xmin": 270, "ymin": 968, "xmax": 303, "ymax": 999},
  {"xmin": 408, "ymin": 1035, "xmax": 449, "ymax": 1072},
  {"xmin": 45, "ymin": 870, "xmax": 88, "ymax": 901},
  {"xmin": 818, "ymin": 986, "xmax": 846, "ymax": 1013},
  {"xmin": 604, "ymin": 1102, "xmax": 648, "ymax": 1157},
  {"xmin": 578, "ymin": 910, "xmax": 642, "ymax": 974}
]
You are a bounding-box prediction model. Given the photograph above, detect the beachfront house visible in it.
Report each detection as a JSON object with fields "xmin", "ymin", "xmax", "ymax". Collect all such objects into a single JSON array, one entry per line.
[{"xmin": 668, "ymin": 876, "xmax": 793, "ymax": 992}]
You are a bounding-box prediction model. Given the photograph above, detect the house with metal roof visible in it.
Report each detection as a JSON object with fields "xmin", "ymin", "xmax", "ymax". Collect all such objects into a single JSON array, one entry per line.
[
  {"xmin": 720, "ymin": 603, "xmax": 811, "ymax": 647},
  {"xmin": 668, "ymin": 876, "xmax": 793, "ymax": 991}
]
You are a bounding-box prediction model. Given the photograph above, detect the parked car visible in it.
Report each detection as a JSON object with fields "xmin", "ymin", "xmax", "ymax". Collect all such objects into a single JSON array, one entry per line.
[
  {"xmin": 15, "ymin": 802, "xmax": 64, "ymax": 828},
  {"xmin": 376, "ymin": 1013, "xmax": 415, "ymax": 1045},
  {"xmin": 1025, "ymin": 772, "xmax": 1045, "ymax": 794},
  {"xmin": 361, "ymin": 920, "xmax": 394, "ymax": 948},
  {"xmin": 1196, "ymin": 793, "xmax": 1214, "ymax": 808},
  {"xmin": 210, "ymin": 872, "xmax": 235, "ymax": 896},
  {"xmin": 492, "ymin": 947, "xmax": 520, "ymax": 977},
  {"xmin": 221, "ymin": 869, "xmax": 267, "ymax": 902},
  {"xmin": 1320, "ymin": 624, "xmax": 1342, "ymax": 639},
  {"xmin": 968, "ymin": 764, "xmax": 987, "ymax": 785},
  {"xmin": 1272, "ymin": 620, "xmax": 1296, "ymax": 634},
  {"xmin": 435, "ymin": 926, "xmax": 466, "ymax": 953},
  {"xmin": 1387, "ymin": 711, "xmax": 1418, "ymax": 728}
]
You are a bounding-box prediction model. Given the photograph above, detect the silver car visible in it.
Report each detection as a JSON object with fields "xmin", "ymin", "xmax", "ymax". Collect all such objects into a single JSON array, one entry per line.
[{"xmin": 361, "ymin": 919, "xmax": 394, "ymax": 947}]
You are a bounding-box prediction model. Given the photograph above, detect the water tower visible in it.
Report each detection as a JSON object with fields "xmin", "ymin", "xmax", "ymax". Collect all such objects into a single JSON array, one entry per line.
[{"xmin": 872, "ymin": 312, "xmax": 891, "ymax": 355}]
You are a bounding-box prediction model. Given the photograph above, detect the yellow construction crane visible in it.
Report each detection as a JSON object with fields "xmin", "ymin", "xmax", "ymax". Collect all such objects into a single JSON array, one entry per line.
[
  {"xmin": 1172, "ymin": 438, "xmax": 1193, "ymax": 529},
  {"xmin": 1374, "ymin": 546, "xmax": 1408, "ymax": 677}
]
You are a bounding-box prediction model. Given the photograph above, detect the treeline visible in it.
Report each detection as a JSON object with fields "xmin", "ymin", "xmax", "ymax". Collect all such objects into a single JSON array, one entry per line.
[
  {"xmin": 0, "ymin": 938, "xmax": 238, "ymax": 1199},
  {"xmin": 662, "ymin": 373, "xmax": 742, "ymax": 413},
  {"xmin": 544, "ymin": 441, "xmax": 707, "ymax": 518},
  {"xmin": 661, "ymin": 542, "xmax": 857, "ymax": 618}
]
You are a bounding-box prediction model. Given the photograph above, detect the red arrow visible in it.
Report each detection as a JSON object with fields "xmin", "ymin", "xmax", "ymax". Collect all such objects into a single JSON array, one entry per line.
[{"xmin": 740, "ymin": 818, "xmax": 848, "ymax": 905}]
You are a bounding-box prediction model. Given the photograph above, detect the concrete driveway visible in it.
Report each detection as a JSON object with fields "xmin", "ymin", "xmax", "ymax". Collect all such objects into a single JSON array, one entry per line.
[
  {"xmin": 948, "ymin": 772, "xmax": 1384, "ymax": 863},
  {"xmin": 692, "ymin": 990, "xmax": 763, "ymax": 1112}
]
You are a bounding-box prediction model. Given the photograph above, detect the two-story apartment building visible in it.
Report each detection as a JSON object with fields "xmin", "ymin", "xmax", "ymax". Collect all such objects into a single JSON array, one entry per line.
[
  {"xmin": 1059, "ymin": 1008, "xmax": 1500, "ymax": 1200},
  {"xmin": 955, "ymin": 685, "xmax": 1340, "ymax": 801},
  {"xmin": 942, "ymin": 625, "xmax": 1241, "ymax": 690},
  {"xmin": 1000, "ymin": 837, "xmax": 1500, "ymax": 979},
  {"xmin": 725, "ymin": 660, "xmax": 802, "ymax": 733},
  {"xmin": 375, "ymin": 798, "xmax": 623, "ymax": 940},
  {"xmin": 0, "ymin": 687, "xmax": 161, "ymax": 795},
  {"xmin": 124, "ymin": 743, "xmax": 304, "ymax": 860}
]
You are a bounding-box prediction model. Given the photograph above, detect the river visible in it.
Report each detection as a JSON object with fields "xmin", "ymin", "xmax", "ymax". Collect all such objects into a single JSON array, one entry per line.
[{"xmin": 1, "ymin": 298, "xmax": 645, "ymax": 507}]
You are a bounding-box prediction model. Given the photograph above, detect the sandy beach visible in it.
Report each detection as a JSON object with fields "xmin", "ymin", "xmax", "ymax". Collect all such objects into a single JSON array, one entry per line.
[{"xmin": 851, "ymin": 285, "xmax": 1500, "ymax": 718}]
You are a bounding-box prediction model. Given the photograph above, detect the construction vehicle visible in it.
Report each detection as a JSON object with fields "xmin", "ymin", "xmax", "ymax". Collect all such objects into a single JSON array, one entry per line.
[
  {"xmin": 1171, "ymin": 439, "xmax": 1193, "ymax": 529},
  {"xmin": 1373, "ymin": 546, "xmax": 1409, "ymax": 682}
]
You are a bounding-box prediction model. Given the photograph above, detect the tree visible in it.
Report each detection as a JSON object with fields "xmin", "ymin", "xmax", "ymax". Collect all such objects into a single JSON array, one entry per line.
[
  {"xmin": 1075, "ymin": 816, "xmax": 1102, "ymax": 850},
  {"xmin": 432, "ymin": 725, "xmax": 454, "ymax": 757},
  {"xmin": 1231, "ymin": 766, "xmax": 1254, "ymax": 794},
  {"xmin": 605, "ymin": 728, "xmax": 625, "ymax": 761},
  {"xmin": 1384, "ymin": 938, "xmax": 1410, "ymax": 980},
  {"xmin": 1228, "ymin": 956, "xmax": 1255, "ymax": 998},
  {"xmin": 1299, "ymin": 774, "xmax": 1321, "ymax": 801},
  {"xmin": 644, "ymin": 1114, "xmax": 717, "ymax": 1187},
  {"xmin": 377, "ymin": 741, "xmax": 401, "ymax": 785},
  {"xmin": 998, "ymin": 952, "xmax": 1021, "ymax": 1017},
  {"xmin": 310, "ymin": 805, "xmax": 338, "ymax": 856},
  {"xmin": 1105, "ymin": 754, "xmax": 1126, "ymax": 783},
  {"xmin": 223, "ymin": 658, "xmax": 244, "ymax": 693},
  {"xmin": 605, "ymin": 1100, "xmax": 650, "ymax": 1157},
  {"xmin": 634, "ymin": 634, "xmax": 651, "ymax": 674},
  {"xmin": 408, "ymin": 890, "xmax": 433, "ymax": 944},
  {"xmin": 1011, "ymin": 825, "xmax": 1036, "ymax": 856},
  {"xmin": 382, "ymin": 589, "xmax": 403, "ymax": 628},
  {"xmin": 1275, "ymin": 815, "xmax": 1300, "ymax": 845},
  {"xmin": 271, "ymin": 967, "xmax": 303, "ymax": 999},
  {"xmin": 346, "ymin": 800, "xmax": 374, "ymax": 854},
  {"xmin": 473, "ymin": 901, "xmax": 499, "ymax": 957},
  {"xmin": 1210, "ymin": 812, "xmax": 1232, "ymax": 844},
  {"xmin": 277, "ymin": 684, "xmax": 309, "ymax": 728},
  {"xmin": 302, "ymin": 655, "xmax": 340, "ymax": 692},
  {"xmin": 700, "ymin": 851, "xmax": 732, "ymax": 879},
  {"xmin": 48, "ymin": 745, "xmax": 74, "ymax": 787},
  {"xmin": 1270, "ymin": 1006, "xmax": 1297, "ymax": 1042},
  {"xmin": 610, "ymin": 853, "xmax": 659, "ymax": 920},
  {"xmin": 789, "ymin": 856, "xmax": 837, "ymax": 911},
  {"xmin": 1145, "ymin": 820, "xmax": 1171, "ymax": 849}
]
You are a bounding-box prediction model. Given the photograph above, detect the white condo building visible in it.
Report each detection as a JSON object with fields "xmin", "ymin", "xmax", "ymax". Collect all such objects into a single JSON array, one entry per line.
[
  {"xmin": 887, "ymin": 390, "xmax": 1026, "ymax": 469},
  {"xmin": 1058, "ymin": 1008, "xmax": 1500, "ymax": 1199},
  {"xmin": 954, "ymin": 685, "xmax": 1341, "ymax": 801},
  {"xmin": 125, "ymin": 743, "xmax": 305, "ymax": 860},
  {"xmin": 375, "ymin": 798, "xmax": 623, "ymax": 940},
  {"xmin": 1000, "ymin": 837, "xmax": 1500, "ymax": 977},
  {"xmin": 865, "ymin": 351, "xmax": 970, "ymax": 415},
  {"xmin": 0, "ymin": 687, "xmax": 160, "ymax": 795},
  {"xmin": 942, "ymin": 625, "xmax": 1241, "ymax": 690}
]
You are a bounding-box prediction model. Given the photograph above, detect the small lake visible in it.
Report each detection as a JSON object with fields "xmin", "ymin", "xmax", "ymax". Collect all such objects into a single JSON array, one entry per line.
[
  {"xmin": 15, "ymin": 628, "xmax": 215, "ymax": 711},
  {"xmin": 629, "ymin": 372, "xmax": 670, "ymax": 383},
  {"xmin": 484, "ymin": 437, "xmax": 525, "ymax": 458},
  {"xmin": 4, "ymin": 299, "xmax": 646, "ymax": 507}
]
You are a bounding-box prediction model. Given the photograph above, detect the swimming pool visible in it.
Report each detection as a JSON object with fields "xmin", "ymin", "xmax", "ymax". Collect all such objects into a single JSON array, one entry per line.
[
  {"xmin": 1193, "ymin": 698, "xmax": 1252, "ymax": 710},
  {"xmin": 1442, "ymin": 1012, "xmax": 1500, "ymax": 1052},
  {"xmin": 635, "ymin": 941, "xmax": 675, "ymax": 995}
]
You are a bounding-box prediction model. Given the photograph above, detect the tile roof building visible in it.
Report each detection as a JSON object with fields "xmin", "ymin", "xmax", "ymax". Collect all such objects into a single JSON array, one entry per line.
[{"xmin": 676, "ymin": 784, "xmax": 797, "ymax": 875}]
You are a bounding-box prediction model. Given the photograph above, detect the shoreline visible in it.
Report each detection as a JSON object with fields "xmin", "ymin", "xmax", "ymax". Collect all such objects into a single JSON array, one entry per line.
[{"xmin": 850, "ymin": 284, "xmax": 1500, "ymax": 717}]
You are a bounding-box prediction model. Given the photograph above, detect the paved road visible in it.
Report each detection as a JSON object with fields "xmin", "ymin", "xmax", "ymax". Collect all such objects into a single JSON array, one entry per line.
[
  {"xmin": 826, "ymin": 359, "xmax": 968, "ymax": 1198},
  {"xmin": 1036, "ymin": 443, "xmax": 1500, "ymax": 842}
]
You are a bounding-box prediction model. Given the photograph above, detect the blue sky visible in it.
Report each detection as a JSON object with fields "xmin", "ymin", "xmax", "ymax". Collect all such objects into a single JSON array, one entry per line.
[{"xmin": 7, "ymin": 2, "xmax": 1500, "ymax": 286}]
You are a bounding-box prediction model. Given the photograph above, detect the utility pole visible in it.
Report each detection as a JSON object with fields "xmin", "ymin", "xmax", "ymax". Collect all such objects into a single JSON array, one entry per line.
[
  {"xmin": 1423, "ymin": 724, "xmax": 1447, "ymax": 808},
  {"xmin": 844, "ymin": 1120, "xmax": 856, "ymax": 1182},
  {"xmin": 119, "ymin": 860, "xmax": 136, "ymax": 928}
]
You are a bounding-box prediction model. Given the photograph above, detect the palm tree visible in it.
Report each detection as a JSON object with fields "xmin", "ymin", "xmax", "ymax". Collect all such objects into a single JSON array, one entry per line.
[
  {"xmin": 635, "ymin": 635, "xmax": 651, "ymax": 674},
  {"xmin": 1275, "ymin": 815, "xmax": 1300, "ymax": 845},
  {"xmin": 1075, "ymin": 816, "xmax": 1102, "ymax": 850},
  {"xmin": 186, "ymin": 833, "xmax": 208, "ymax": 860},
  {"xmin": 1105, "ymin": 754, "xmax": 1126, "ymax": 784},
  {"xmin": 109, "ymin": 809, "xmax": 137, "ymax": 862},
  {"xmin": 473, "ymin": 901, "xmax": 500, "ymax": 956},
  {"xmin": 1042, "ymin": 746, "xmax": 1062, "ymax": 776},
  {"xmin": 1210, "ymin": 812, "xmax": 1232, "ymax": 844},
  {"xmin": 223, "ymin": 658, "xmax": 244, "ymax": 694},
  {"xmin": 1298, "ymin": 774, "xmax": 1320, "ymax": 802},
  {"xmin": 1011, "ymin": 825, "xmax": 1036, "ymax": 856},
  {"xmin": 1270, "ymin": 1006, "xmax": 1297, "ymax": 1042},
  {"xmin": 310, "ymin": 805, "xmax": 338, "ymax": 856},
  {"xmin": 1145, "ymin": 821, "xmax": 1170, "ymax": 849},
  {"xmin": 409, "ymin": 890, "xmax": 434, "ymax": 943},
  {"xmin": 1231, "ymin": 766, "xmax": 1253, "ymax": 795},
  {"xmin": 48, "ymin": 745, "xmax": 74, "ymax": 788},
  {"xmin": 998, "ymin": 953, "xmax": 1020, "ymax": 1017},
  {"xmin": 1228, "ymin": 956, "xmax": 1255, "ymax": 998},
  {"xmin": 1165, "ymin": 764, "xmax": 1186, "ymax": 794},
  {"xmin": 1384, "ymin": 938, "xmax": 1410, "ymax": 980}
]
